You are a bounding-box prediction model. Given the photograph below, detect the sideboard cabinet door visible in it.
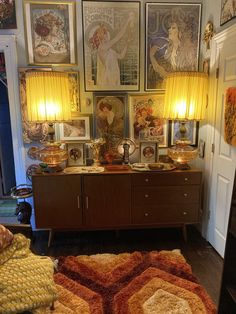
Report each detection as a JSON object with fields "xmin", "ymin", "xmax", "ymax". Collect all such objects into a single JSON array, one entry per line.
[
  {"xmin": 83, "ymin": 174, "xmax": 131, "ymax": 228},
  {"xmin": 32, "ymin": 174, "xmax": 82, "ymax": 229}
]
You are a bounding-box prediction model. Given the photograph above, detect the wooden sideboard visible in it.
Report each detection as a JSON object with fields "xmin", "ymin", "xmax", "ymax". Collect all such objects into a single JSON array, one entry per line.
[{"xmin": 32, "ymin": 168, "xmax": 202, "ymax": 245}]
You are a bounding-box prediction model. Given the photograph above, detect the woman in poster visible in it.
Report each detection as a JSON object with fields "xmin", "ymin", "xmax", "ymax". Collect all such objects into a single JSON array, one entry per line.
[
  {"xmin": 89, "ymin": 12, "xmax": 135, "ymax": 87},
  {"xmin": 149, "ymin": 11, "xmax": 197, "ymax": 88}
]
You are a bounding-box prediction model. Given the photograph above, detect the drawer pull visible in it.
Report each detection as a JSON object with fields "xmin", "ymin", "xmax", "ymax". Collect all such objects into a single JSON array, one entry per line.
[
  {"xmin": 183, "ymin": 211, "xmax": 187, "ymax": 215},
  {"xmin": 184, "ymin": 177, "xmax": 188, "ymax": 182},
  {"xmin": 145, "ymin": 178, "xmax": 149, "ymax": 182},
  {"xmin": 144, "ymin": 213, "xmax": 149, "ymax": 217},
  {"xmin": 145, "ymin": 194, "xmax": 149, "ymax": 198},
  {"xmin": 183, "ymin": 193, "xmax": 188, "ymax": 197},
  {"xmin": 77, "ymin": 195, "xmax": 80, "ymax": 208}
]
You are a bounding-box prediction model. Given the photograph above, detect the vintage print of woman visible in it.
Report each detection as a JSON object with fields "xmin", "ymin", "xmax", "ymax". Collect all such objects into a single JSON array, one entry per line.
[
  {"xmin": 146, "ymin": 3, "xmax": 201, "ymax": 90},
  {"xmin": 95, "ymin": 95, "xmax": 126, "ymax": 151},
  {"xmin": 25, "ymin": 2, "xmax": 75, "ymax": 64},
  {"xmin": 130, "ymin": 94, "xmax": 168, "ymax": 147},
  {"xmin": 83, "ymin": 1, "xmax": 140, "ymax": 91}
]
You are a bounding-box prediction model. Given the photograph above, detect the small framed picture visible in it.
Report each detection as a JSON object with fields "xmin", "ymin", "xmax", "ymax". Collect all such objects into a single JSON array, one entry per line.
[
  {"xmin": 220, "ymin": 0, "xmax": 236, "ymax": 25},
  {"xmin": 199, "ymin": 139, "xmax": 205, "ymax": 159},
  {"xmin": 171, "ymin": 121, "xmax": 198, "ymax": 146},
  {"xmin": 139, "ymin": 141, "xmax": 158, "ymax": 163},
  {"xmin": 67, "ymin": 142, "xmax": 85, "ymax": 166},
  {"xmin": 59, "ymin": 116, "xmax": 91, "ymax": 141},
  {"xmin": 0, "ymin": 0, "xmax": 17, "ymax": 29}
]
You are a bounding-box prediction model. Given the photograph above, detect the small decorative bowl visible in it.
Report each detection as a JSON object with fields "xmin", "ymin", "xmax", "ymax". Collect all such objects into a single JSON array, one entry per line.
[{"xmin": 148, "ymin": 163, "xmax": 165, "ymax": 170}]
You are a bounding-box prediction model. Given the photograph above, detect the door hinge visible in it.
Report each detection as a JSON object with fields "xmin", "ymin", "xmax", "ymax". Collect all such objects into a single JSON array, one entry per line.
[
  {"xmin": 207, "ymin": 210, "xmax": 211, "ymax": 220},
  {"xmin": 216, "ymin": 68, "xmax": 219, "ymax": 79},
  {"xmin": 211, "ymin": 143, "xmax": 215, "ymax": 153}
]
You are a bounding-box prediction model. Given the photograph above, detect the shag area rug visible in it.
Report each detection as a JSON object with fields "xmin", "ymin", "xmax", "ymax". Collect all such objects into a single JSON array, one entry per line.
[{"xmin": 52, "ymin": 250, "xmax": 216, "ymax": 314}]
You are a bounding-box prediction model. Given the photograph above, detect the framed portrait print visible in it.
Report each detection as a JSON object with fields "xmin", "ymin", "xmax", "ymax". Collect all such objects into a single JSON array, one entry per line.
[
  {"xmin": 59, "ymin": 116, "xmax": 91, "ymax": 141},
  {"xmin": 139, "ymin": 141, "xmax": 158, "ymax": 163},
  {"xmin": 220, "ymin": 0, "xmax": 236, "ymax": 25},
  {"xmin": 94, "ymin": 94, "xmax": 127, "ymax": 155},
  {"xmin": 129, "ymin": 94, "xmax": 168, "ymax": 147},
  {"xmin": 82, "ymin": 1, "xmax": 140, "ymax": 91},
  {"xmin": 171, "ymin": 121, "xmax": 197, "ymax": 146},
  {"xmin": 24, "ymin": 1, "xmax": 76, "ymax": 65},
  {"xmin": 145, "ymin": 3, "xmax": 201, "ymax": 91},
  {"xmin": 67, "ymin": 143, "xmax": 85, "ymax": 166},
  {"xmin": 0, "ymin": 0, "xmax": 17, "ymax": 29}
]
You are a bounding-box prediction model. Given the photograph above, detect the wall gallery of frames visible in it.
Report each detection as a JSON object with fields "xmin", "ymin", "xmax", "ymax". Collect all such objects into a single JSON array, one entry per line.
[{"xmin": 1, "ymin": 0, "xmax": 213, "ymax": 175}]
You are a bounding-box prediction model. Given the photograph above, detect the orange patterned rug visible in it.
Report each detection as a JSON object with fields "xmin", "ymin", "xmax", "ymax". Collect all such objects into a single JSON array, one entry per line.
[{"xmin": 52, "ymin": 250, "xmax": 216, "ymax": 313}]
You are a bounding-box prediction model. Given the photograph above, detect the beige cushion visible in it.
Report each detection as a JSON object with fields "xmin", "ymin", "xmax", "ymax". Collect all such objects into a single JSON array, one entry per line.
[{"xmin": 0, "ymin": 224, "xmax": 13, "ymax": 251}]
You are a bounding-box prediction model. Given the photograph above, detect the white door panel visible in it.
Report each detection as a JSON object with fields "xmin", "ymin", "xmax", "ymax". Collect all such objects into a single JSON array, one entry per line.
[{"xmin": 207, "ymin": 27, "xmax": 236, "ymax": 257}]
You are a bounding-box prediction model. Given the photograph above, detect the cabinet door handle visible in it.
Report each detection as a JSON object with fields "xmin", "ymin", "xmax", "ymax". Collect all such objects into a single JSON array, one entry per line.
[
  {"xmin": 77, "ymin": 195, "xmax": 80, "ymax": 208},
  {"xmin": 184, "ymin": 177, "xmax": 188, "ymax": 182},
  {"xmin": 144, "ymin": 212, "xmax": 149, "ymax": 217},
  {"xmin": 183, "ymin": 211, "xmax": 187, "ymax": 215},
  {"xmin": 183, "ymin": 193, "xmax": 188, "ymax": 197},
  {"xmin": 145, "ymin": 194, "xmax": 149, "ymax": 198},
  {"xmin": 85, "ymin": 196, "xmax": 89, "ymax": 209},
  {"xmin": 145, "ymin": 178, "xmax": 149, "ymax": 182}
]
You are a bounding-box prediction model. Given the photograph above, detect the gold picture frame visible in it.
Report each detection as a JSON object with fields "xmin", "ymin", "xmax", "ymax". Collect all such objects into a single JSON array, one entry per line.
[
  {"xmin": 23, "ymin": 1, "xmax": 77, "ymax": 65},
  {"xmin": 139, "ymin": 141, "xmax": 158, "ymax": 163}
]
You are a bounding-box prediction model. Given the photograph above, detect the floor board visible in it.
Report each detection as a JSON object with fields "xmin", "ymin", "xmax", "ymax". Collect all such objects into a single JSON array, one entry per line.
[{"xmin": 31, "ymin": 225, "xmax": 223, "ymax": 306}]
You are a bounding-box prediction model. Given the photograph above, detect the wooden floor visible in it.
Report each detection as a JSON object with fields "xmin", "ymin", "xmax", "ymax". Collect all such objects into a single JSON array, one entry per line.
[{"xmin": 32, "ymin": 225, "xmax": 223, "ymax": 307}]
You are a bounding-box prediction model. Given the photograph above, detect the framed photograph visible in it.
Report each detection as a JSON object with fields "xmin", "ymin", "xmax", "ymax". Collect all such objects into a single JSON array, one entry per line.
[
  {"xmin": 199, "ymin": 139, "xmax": 205, "ymax": 159},
  {"xmin": 139, "ymin": 141, "xmax": 158, "ymax": 163},
  {"xmin": 171, "ymin": 121, "xmax": 197, "ymax": 146},
  {"xmin": 19, "ymin": 68, "xmax": 80, "ymax": 143},
  {"xmin": 82, "ymin": 1, "xmax": 140, "ymax": 91},
  {"xmin": 94, "ymin": 94, "xmax": 127, "ymax": 155},
  {"xmin": 59, "ymin": 116, "xmax": 91, "ymax": 141},
  {"xmin": 145, "ymin": 3, "xmax": 201, "ymax": 91},
  {"xmin": 0, "ymin": 0, "xmax": 17, "ymax": 29},
  {"xmin": 23, "ymin": 1, "xmax": 76, "ymax": 65},
  {"xmin": 129, "ymin": 94, "xmax": 168, "ymax": 147},
  {"xmin": 220, "ymin": 0, "xmax": 236, "ymax": 25},
  {"xmin": 67, "ymin": 142, "xmax": 85, "ymax": 166}
]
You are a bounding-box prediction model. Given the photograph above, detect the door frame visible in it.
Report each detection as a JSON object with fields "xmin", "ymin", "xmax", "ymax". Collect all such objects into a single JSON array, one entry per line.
[
  {"xmin": 0, "ymin": 36, "xmax": 26, "ymax": 185},
  {"xmin": 204, "ymin": 24, "xmax": 236, "ymax": 251}
]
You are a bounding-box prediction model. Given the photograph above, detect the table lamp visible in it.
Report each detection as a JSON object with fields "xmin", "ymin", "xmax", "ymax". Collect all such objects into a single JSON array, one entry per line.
[
  {"xmin": 25, "ymin": 71, "xmax": 72, "ymax": 169},
  {"xmin": 163, "ymin": 71, "xmax": 208, "ymax": 169}
]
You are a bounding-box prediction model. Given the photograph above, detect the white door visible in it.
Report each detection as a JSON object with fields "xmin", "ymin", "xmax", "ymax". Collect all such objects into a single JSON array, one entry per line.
[{"xmin": 207, "ymin": 26, "xmax": 236, "ymax": 257}]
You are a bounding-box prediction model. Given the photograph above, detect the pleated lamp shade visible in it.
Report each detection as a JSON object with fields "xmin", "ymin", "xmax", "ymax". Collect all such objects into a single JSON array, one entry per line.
[
  {"xmin": 25, "ymin": 71, "xmax": 71, "ymax": 122},
  {"xmin": 163, "ymin": 72, "xmax": 208, "ymax": 121}
]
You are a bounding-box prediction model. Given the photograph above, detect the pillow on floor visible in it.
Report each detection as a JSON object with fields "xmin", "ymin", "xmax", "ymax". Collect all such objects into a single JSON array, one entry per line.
[{"xmin": 0, "ymin": 224, "xmax": 13, "ymax": 251}]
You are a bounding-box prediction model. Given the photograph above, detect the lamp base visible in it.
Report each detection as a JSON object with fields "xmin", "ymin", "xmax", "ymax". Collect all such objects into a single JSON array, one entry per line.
[
  {"xmin": 37, "ymin": 142, "xmax": 68, "ymax": 169},
  {"xmin": 167, "ymin": 140, "xmax": 198, "ymax": 170}
]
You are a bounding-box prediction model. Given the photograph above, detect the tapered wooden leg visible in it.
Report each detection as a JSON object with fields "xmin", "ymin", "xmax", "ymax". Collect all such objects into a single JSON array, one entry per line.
[
  {"xmin": 48, "ymin": 229, "xmax": 54, "ymax": 247},
  {"xmin": 182, "ymin": 224, "xmax": 187, "ymax": 242}
]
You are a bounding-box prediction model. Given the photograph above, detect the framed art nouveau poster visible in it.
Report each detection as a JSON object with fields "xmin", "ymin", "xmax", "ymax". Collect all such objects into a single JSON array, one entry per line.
[
  {"xmin": 93, "ymin": 94, "xmax": 127, "ymax": 156},
  {"xmin": 220, "ymin": 0, "xmax": 236, "ymax": 25},
  {"xmin": 82, "ymin": 1, "xmax": 140, "ymax": 91},
  {"xmin": 0, "ymin": 0, "xmax": 17, "ymax": 29},
  {"xmin": 24, "ymin": 1, "xmax": 76, "ymax": 65},
  {"xmin": 129, "ymin": 94, "xmax": 168, "ymax": 147},
  {"xmin": 145, "ymin": 3, "xmax": 201, "ymax": 91}
]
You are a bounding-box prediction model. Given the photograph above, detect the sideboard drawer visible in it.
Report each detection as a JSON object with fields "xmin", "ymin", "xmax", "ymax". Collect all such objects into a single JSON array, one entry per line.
[
  {"xmin": 132, "ymin": 185, "xmax": 200, "ymax": 207},
  {"xmin": 132, "ymin": 171, "xmax": 201, "ymax": 186},
  {"xmin": 132, "ymin": 203, "xmax": 199, "ymax": 224}
]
